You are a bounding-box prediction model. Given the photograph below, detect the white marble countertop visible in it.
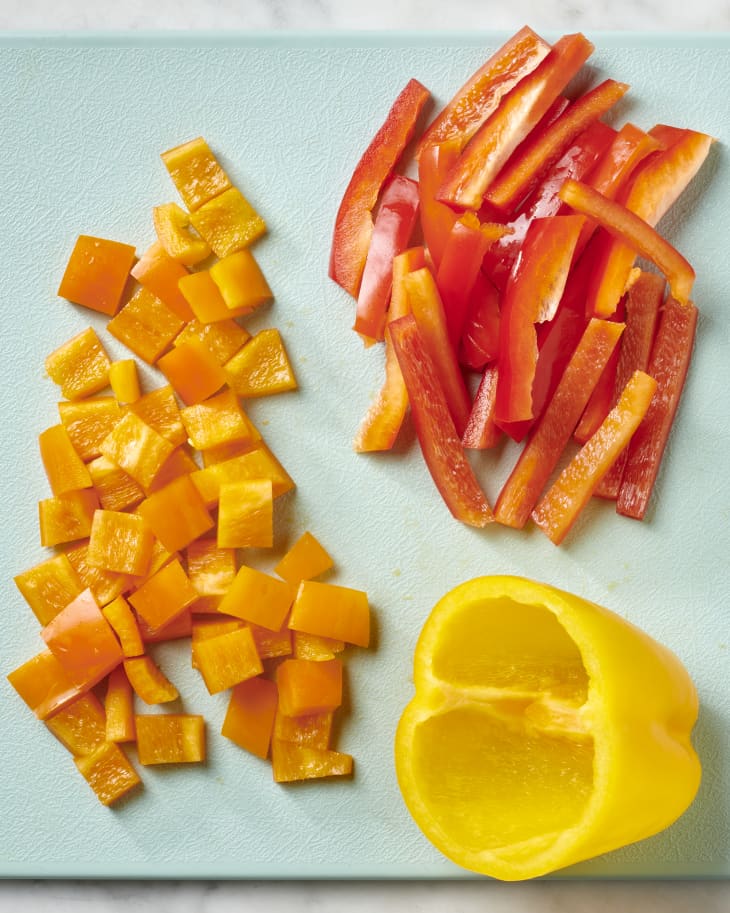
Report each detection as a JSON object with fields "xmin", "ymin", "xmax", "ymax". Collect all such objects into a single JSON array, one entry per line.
[{"xmin": 1, "ymin": 1, "xmax": 728, "ymax": 911}]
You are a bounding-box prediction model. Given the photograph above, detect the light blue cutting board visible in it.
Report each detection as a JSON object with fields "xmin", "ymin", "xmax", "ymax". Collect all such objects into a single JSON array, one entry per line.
[{"xmin": 0, "ymin": 32, "xmax": 728, "ymax": 879}]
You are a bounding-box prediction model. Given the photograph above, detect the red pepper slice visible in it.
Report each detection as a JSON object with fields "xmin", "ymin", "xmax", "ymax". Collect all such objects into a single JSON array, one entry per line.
[
  {"xmin": 459, "ymin": 272, "xmax": 501, "ymax": 371},
  {"xmin": 532, "ymin": 370, "xmax": 657, "ymax": 544},
  {"xmin": 495, "ymin": 318, "xmax": 625, "ymax": 528},
  {"xmin": 438, "ymin": 33, "xmax": 594, "ymax": 211},
  {"xmin": 416, "ymin": 26, "xmax": 551, "ymax": 157},
  {"xmin": 389, "ymin": 313, "xmax": 493, "ymax": 527},
  {"xmin": 559, "ymin": 178, "xmax": 695, "ymax": 305},
  {"xmin": 462, "ymin": 363, "xmax": 501, "ymax": 450},
  {"xmin": 329, "ymin": 78, "xmax": 430, "ymax": 297},
  {"xmin": 483, "ymin": 78, "xmax": 629, "ymax": 215},
  {"xmin": 417, "ymin": 137, "xmax": 462, "ymax": 269},
  {"xmin": 616, "ymin": 296, "xmax": 697, "ymax": 519},
  {"xmin": 353, "ymin": 175, "xmax": 420, "ymax": 341}
]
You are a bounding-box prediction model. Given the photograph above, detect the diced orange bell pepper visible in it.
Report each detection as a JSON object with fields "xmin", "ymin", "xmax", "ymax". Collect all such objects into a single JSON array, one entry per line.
[
  {"xmin": 123, "ymin": 655, "xmax": 179, "ymax": 704},
  {"xmin": 128, "ymin": 558, "xmax": 199, "ymax": 633},
  {"xmin": 45, "ymin": 327, "xmax": 111, "ymax": 400},
  {"xmin": 161, "ymin": 136, "xmax": 232, "ymax": 211},
  {"xmin": 74, "ymin": 740, "xmax": 141, "ymax": 805},
  {"xmin": 65, "ymin": 540, "xmax": 131, "ymax": 607},
  {"xmin": 147, "ymin": 445, "xmax": 199, "ymax": 493},
  {"xmin": 157, "ymin": 339, "xmax": 227, "ymax": 405},
  {"xmin": 180, "ymin": 388, "xmax": 258, "ymax": 451},
  {"xmin": 189, "ymin": 187, "xmax": 266, "ymax": 258},
  {"xmin": 124, "ymin": 384, "xmax": 187, "ymax": 447},
  {"xmin": 224, "ymin": 328, "xmax": 297, "ymax": 398},
  {"xmin": 46, "ymin": 692, "xmax": 107, "ymax": 756},
  {"xmin": 39, "ymin": 488, "xmax": 99, "ymax": 547},
  {"xmin": 7, "ymin": 649, "xmax": 84, "ymax": 720},
  {"xmin": 38, "ymin": 424, "xmax": 93, "ymax": 496},
  {"xmin": 130, "ymin": 241, "xmax": 194, "ymax": 321},
  {"xmin": 218, "ymin": 565, "xmax": 295, "ymax": 632},
  {"xmin": 178, "ymin": 269, "xmax": 258, "ymax": 323},
  {"xmin": 41, "ymin": 588, "xmax": 123, "ymax": 689},
  {"xmin": 102, "ymin": 594, "xmax": 144, "ymax": 658},
  {"xmin": 108, "ymin": 359, "xmax": 141, "ymax": 404},
  {"xmin": 14, "ymin": 552, "xmax": 84, "ymax": 626},
  {"xmin": 104, "ymin": 665, "xmax": 136, "ymax": 743},
  {"xmin": 192, "ymin": 445, "xmax": 298, "ymax": 508},
  {"xmin": 276, "ymin": 658, "xmax": 343, "ymax": 717},
  {"xmin": 153, "ymin": 202, "xmax": 211, "ymax": 266},
  {"xmin": 137, "ymin": 474, "xmax": 214, "ymax": 553},
  {"xmin": 99, "ymin": 412, "xmax": 175, "ymax": 490},
  {"xmin": 274, "ymin": 531, "xmax": 334, "ymax": 584},
  {"xmin": 87, "ymin": 509, "xmax": 155, "ymax": 576},
  {"xmin": 57, "ymin": 235, "xmax": 136, "ymax": 317},
  {"xmin": 217, "ymin": 479, "xmax": 273, "ymax": 549},
  {"xmin": 87, "ymin": 455, "xmax": 144, "ymax": 512},
  {"xmin": 107, "ymin": 286, "xmax": 185, "ymax": 365},
  {"xmin": 271, "ymin": 741, "xmax": 353, "ymax": 783},
  {"xmin": 209, "ymin": 249, "xmax": 273, "ymax": 313},
  {"xmin": 289, "ymin": 579, "xmax": 370, "ymax": 648},
  {"xmin": 222, "ymin": 676, "xmax": 279, "ymax": 759},
  {"xmin": 250, "ymin": 620, "xmax": 293, "ymax": 660},
  {"xmin": 58, "ymin": 396, "xmax": 121, "ymax": 461},
  {"xmin": 292, "ymin": 632, "xmax": 345, "ymax": 661},
  {"xmin": 191, "ymin": 615, "xmax": 244, "ymax": 660},
  {"xmin": 273, "ymin": 708, "xmax": 333, "ymax": 749},
  {"xmin": 135, "ymin": 714, "xmax": 206, "ymax": 765},
  {"xmin": 174, "ymin": 317, "xmax": 250, "ymax": 365},
  {"xmin": 186, "ymin": 539, "xmax": 237, "ymax": 597},
  {"xmin": 138, "ymin": 607, "xmax": 193, "ymax": 644},
  {"xmin": 192, "ymin": 626, "xmax": 263, "ymax": 694}
]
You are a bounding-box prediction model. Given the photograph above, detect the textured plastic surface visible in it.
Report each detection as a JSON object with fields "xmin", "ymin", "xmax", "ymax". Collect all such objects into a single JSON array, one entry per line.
[{"xmin": 0, "ymin": 32, "xmax": 728, "ymax": 880}]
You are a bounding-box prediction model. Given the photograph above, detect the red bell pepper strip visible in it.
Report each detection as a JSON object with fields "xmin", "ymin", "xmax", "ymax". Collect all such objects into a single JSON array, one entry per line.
[
  {"xmin": 353, "ymin": 175, "xmax": 420, "ymax": 341},
  {"xmin": 435, "ymin": 214, "xmax": 509, "ymax": 346},
  {"xmin": 532, "ymin": 370, "xmax": 657, "ymax": 544},
  {"xmin": 388, "ymin": 313, "xmax": 494, "ymax": 527},
  {"xmin": 459, "ymin": 272, "xmax": 501, "ymax": 371},
  {"xmin": 483, "ymin": 78, "xmax": 629, "ymax": 215},
  {"xmin": 353, "ymin": 247, "xmax": 426, "ymax": 452},
  {"xmin": 596, "ymin": 270, "xmax": 664, "ymax": 498},
  {"xmin": 559, "ymin": 178, "xmax": 696, "ymax": 305},
  {"xmin": 584, "ymin": 127, "xmax": 713, "ymax": 316},
  {"xmin": 404, "ymin": 267, "xmax": 472, "ymax": 436},
  {"xmin": 416, "ymin": 26, "xmax": 551, "ymax": 157},
  {"xmin": 329, "ymin": 78, "xmax": 430, "ymax": 297},
  {"xmin": 616, "ymin": 296, "xmax": 697, "ymax": 520},
  {"xmin": 438, "ymin": 33, "xmax": 594, "ymax": 211},
  {"xmin": 462, "ymin": 363, "xmax": 501, "ymax": 450},
  {"xmin": 495, "ymin": 214, "xmax": 584, "ymax": 430},
  {"xmin": 494, "ymin": 318, "xmax": 625, "ymax": 528},
  {"xmin": 418, "ymin": 137, "xmax": 462, "ymax": 270}
]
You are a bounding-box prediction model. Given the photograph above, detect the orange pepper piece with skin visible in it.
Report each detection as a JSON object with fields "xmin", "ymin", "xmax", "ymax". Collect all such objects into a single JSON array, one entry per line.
[
  {"xmin": 157, "ymin": 339, "xmax": 227, "ymax": 405},
  {"xmin": 193, "ymin": 450, "xmax": 298, "ymax": 510},
  {"xmin": 38, "ymin": 425, "xmax": 93, "ymax": 496},
  {"xmin": 138, "ymin": 608, "xmax": 193, "ymax": 645},
  {"xmin": 189, "ymin": 187, "xmax": 266, "ymax": 258},
  {"xmin": 135, "ymin": 714, "xmax": 206, "ymax": 765},
  {"xmin": 271, "ymin": 741, "xmax": 353, "ymax": 783},
  {"xmin": 123, "ymin": 655, "xmax": 178, "ymax": 704},
  {"xmin": 186, "ymin": 539, "xmax": 237, "ymax": 597},
  {"xmin": 147, "ymin": 446, "xmax": 199, "ymax": 493},
  {"xmin": 292, "ymin": 632, "xmax": 344, "ymax": 661},
  {"xmin": 123, "ymin": 384, "xmax": 187, "ymax": 448},
  {"xmin": 224, "ymin": 328, "xmax": 298, "ymax": 398},
  {"xmin": 161, "ymin": 136, "xmax": 232, "ymax": 212},
  {"xmin": 45, "ymin": 327, "xmax": 111, "ymax": 400},
  {"xmin": 57, "ymin": 235, "xmax": 136, "ymax": 317},
  {"xmin": 153, "ymin": 202, "xmax": 211, "ymax": 266},
  {"xmin": 74, "ymin": 740, "xmax": 142, "ymax": 806},
  {"xmin": 14, "ymin": 552, "xmax": 84, "ymax": 626},
  {"xmin": 276, "ymin": 658, "xmax": 343, "ymax": 717},
  {"xmin": 58, "ymin": 396, "xmax": 121, "ymax": 461},
  {"xmin": 65, "ymin": 540, "xmax": 131, "ymax": 607},
  {"xmin": 87, "ymin": 456, "xmax": 145, "ymax": 512},
  {"xmin": 46, "ymin": 692, "xmax": 107, "ymax": 756},
  {"xmin": 105, "ymin": 665, "xmax": 136, "ymax": 743},
  {"xmin": 7, "ymin": 649, "xmax": 85, "ymax": 720},
  {"xmin": 107, "ymin": 286, "xmax": 185, "ymax": 365},
  {"xmin": 209, "ymin": 249, "xmax": 273, "ymax": 312},
  {"xmin": 108, "ymin": 359, "xmax": 141, "ymax": 404},
  {"xmin": 130, "ymin": 241, "xmax": 194, "ymax": 321},
  {"xmin": 86, "ymin": 509, "xmax": 155, "ymax": 577},
  {"xmin": 174, "ymin": 317, "xmax": 250, "ymax": 365},
  {"xmin": 99, "ymin": 412, "xmax": 175, "ymax": 491},
  {"xmin": 217, "ymin": 565, "xmax": 296, "ymax": 632},
  {"xmin": 137, "ymin": 474, "xmax": 214, "ymax": 553},
  {"xmin": 249, "ymin": 619, "xmax": 293, "ymax": 660},
  {"xmin": 289, "ymin": 579, "xmax": 370, "ymax": 648},
  {"xmin": 178, "ymin": 269, "xmax": 258, "ymax": 323},
  {"xmin": 128, "ymin": 558, "xmax": 199, "ymax": 634},
  {"xmin": 180, "ymin": 388, "xmax": 259, "ymax": 451},
  {"xmin": 274, "ymin": 531, "xmax": 334, "ymax": 585},
  {"xmin": 192, "ymin": 626, "xmax": 263, "ymax": 695},
  {"xmin": 102, "ymin": 594, "xmax": 144, "ymax": 658},
  {"xmin": 222, "ymin": 676, "xmax": 279, "ymax": 759},
  {"xmin": 217, "ymin": 479, "xmax": 273, "ymax": 549},
  {"xmin": 39, "ymin": 488, "xmax": 100, "ymax": 548},
  {"xmin": 273, "ymin": 708, "xmax": 333, "ymax": 749}
]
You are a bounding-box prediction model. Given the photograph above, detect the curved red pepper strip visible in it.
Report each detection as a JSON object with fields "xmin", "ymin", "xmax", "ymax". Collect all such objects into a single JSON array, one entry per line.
[
  {"xmin": 417, "ymin": 137, "xmax": 461, "ymax": 270},
  {"xmin": 462, "ymin": 363, "xmax": 501, "ymax": 450},
  {"xmin": 459, "ymin": 272, "xmax": 501, "ymax": 371}
]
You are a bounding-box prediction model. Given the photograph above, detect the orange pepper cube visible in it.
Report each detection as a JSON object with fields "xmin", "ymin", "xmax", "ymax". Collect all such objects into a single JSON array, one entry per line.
[
  {"xmin": 180, "ymin": 388, "xmax": 258, "ymax": 451},
  {"xmin": 161, "ymin": 136, "xmax": 232, "ymax": 211},
  {"xmin": 157, "ymin": 339, "xmax": 227, "ymax": 405},
  {"xmin": 289, "ymin": 579, "xmax": 370, "ymax": 648},
  {"xmin": 174, "ymin": 317, "xmax": 249, "ymax": 365},
  {"xmin": 74, "ymin": 740, "xmax": 142, "ymax": 806},
  {"xmin": 189, "ymin": 187, "xmax": 266, "ymax": 258},
  {"xmin": 250, "ymin": 620, "xmax": 292, "ymax": 659},
  {"xmin": 45, "ymin": 327, "xmax": 111, "ymax": 400},
  {"xmin": 225, "ymin": 328, "xmax": 297, "ymax": 398},
  {"xmin": 218, "ymin": 565, "xmax": 295, "ymax": 631},
  {"xmin": 293, "ymin": 631, "xmax": 345, "ymax": 661},
  {"xmin": 7, "ymin": 649, "xmax": 84, "ymax": 720},
  {"xmin": 130, "ymin": 241, "xmax": 194, "ymax": 321},
  {"xmin": 102, "ymin": 594, "xmax": 144, "ymax": 657},
  {"xmin": 58, "ymin": 396, "xmax": 121, "ymax": 461},
  {"xmin": 14, "ymin": 552, "xmax": 84, "ymax": 626},
  {"xmin": 65, "ymin": 541, "xmax": 131, "ymax": 607},
  {"xmin": 191, "ymin": 615, "xmax": 245, "ymax": 662},
  {"xmin": 274, "ymin": 708, "xmax": 333, "ymax": 749},
  {"xmin": 128, "ymin": 558, "xmax": 199, "ymax": 633},
  {"xmin": 192, "ymin": 626, "xmax": 263, "ymax": 694},
  {"xmin": 41, "ymin": 588, "xmax": 123, "ymax": 689},
  {"xmin": 39, "ymin": 488, "xmax": 99, "ymax": 547},
  {"xmin": 178, "ymin": 269, "xmax": 254, "ymax": 324},
  {"xmin": 209, "ymin": 442, "xmax": 295, "ymax": 498},
  {"xmin": 217, "ymin": 479, "xmax": 273, "ymax": 549},
  {"xmin": 147, "ymin": 446, "xmax": 199, "ymax": 493},
  {"xmin": 209, "ymin": 249, "xmax": 272, "ymax": 312},
  {"xmin": 107, "ymin": 286, "xmax": 185, "ymax": 365},
  {"xmin": 275, "ymin": 531, "xmax": 334, "ymax": 584},
  {"xmin": 46, "ymin": 692, "xmax": 107, "ymax": 756},
  {"xmin": 271, "ymin": 742, "xmax": 352, "ymax": 783},
  {"xmin": 136, "ymin": 714, "xmax": 206, "ymax": 765},
  {"xmin": 222, "ymin": 676, "xmax": 278, "ymax": 759},
  {"xmin": 57, "ymin": 235, "xmax": 136, "ymax": 317},
  {"xmin": 137, "ymin": 474, "xmax": 214, "ymax": 552},
  {"xmin": 276, "ymin": 658, "xmax": 343, "ymax": 717},
  {"xmin": 124, "ymin": 655, "xmax": 179, "ymax": 704},
  {"xmin": 87, "ymin": 509, "xmax": 155, "ymax": 576},
  {"xmin": 153, "ymin": 202, "xmax": 211, "ymax": 266},
  {"xmin": 138, "ymin": 608, "xmax": 193, "ymax": 644},
  {"xmin": 108, "ymin": 359, "xmax": 141, "ymax": 404},
  {"xmin": 39, "ymin": 424, "xmax": 93, "ymax": 496},
  {"xmin": 99, "ymin": 411, "xmax": 175, "ymax": 490},
  {"xmin": 105, "ymin": 665, "xmax": 136, "ymax": 742},
  {"xmin": 186, "ymin": 539, "xmax": 237, "ymax": 596},
  {"xmin": 87, "ymin": 455, "xmax": 145, "ymax": 512},
  {"xmin": 124, "ymin": 384, "xmax": 186, "ymax": 447}
]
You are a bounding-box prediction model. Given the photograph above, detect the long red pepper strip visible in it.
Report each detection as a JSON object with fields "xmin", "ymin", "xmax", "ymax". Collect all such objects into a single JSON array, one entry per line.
[
  {"xmin": 459, "ymin": 271, "xmax": 502, "ymax": 371},
  {"xmin": 418, "ymin": 138, "xmax": 461, "ymax": 270},
  {"xmin": 495, "ymin": 319, "xmax": 625, "ymax": 528},
  {"xmin": 329, "ymin": 78, "xmax": 430, "ymax": 298},
  {"xmin": 462, "ymin": 364, "xmax": 501, "ymax": 450},
  {"xmin": 616, "ymin": 297, "xmax": 698, "ymax": 519},
  {"xmin": 558, "ymin": 179, "xmax": 696, "ymax": 305},
  {"xmin": 532, "ymin": 370, "xmax": 658, "ymax": 545},
  {"xmin": 389, "ymin": 314, "xmax": 493, "ymax": 527}
]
